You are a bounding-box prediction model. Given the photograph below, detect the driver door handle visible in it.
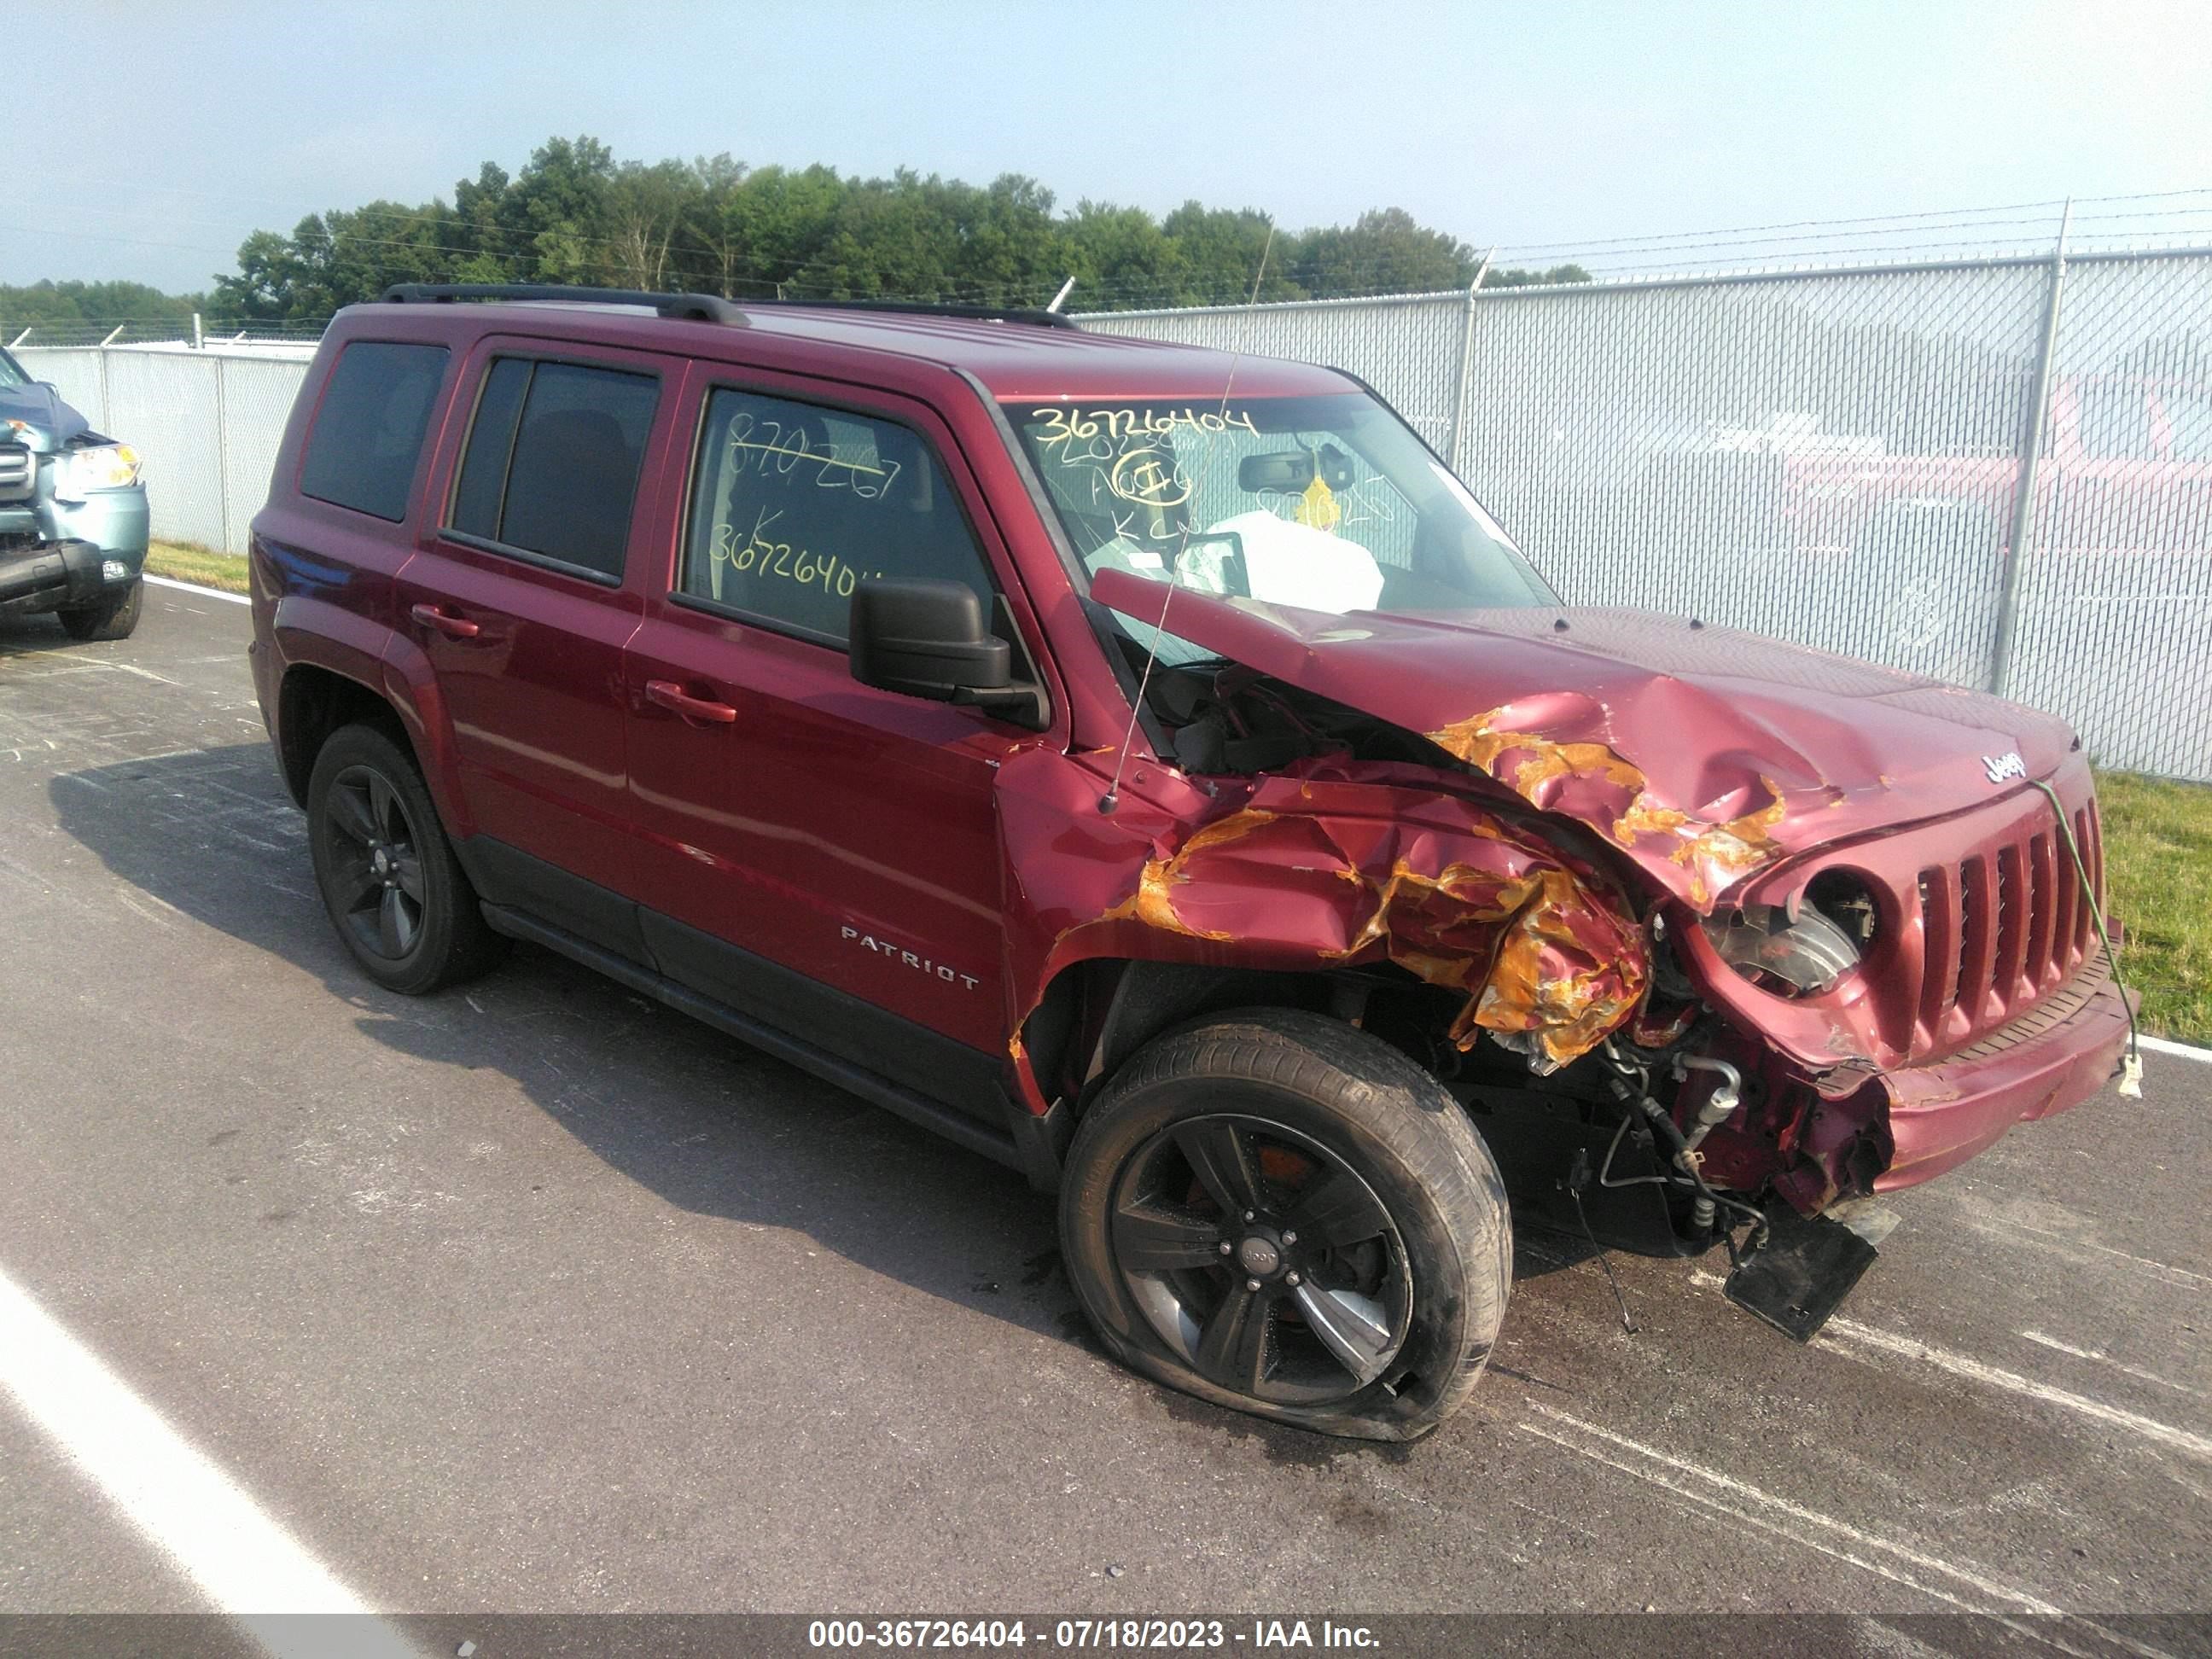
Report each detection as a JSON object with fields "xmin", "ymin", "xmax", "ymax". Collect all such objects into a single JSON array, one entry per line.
[
  {"xmin": 410, "ymin": 602, "xmax": 481, "ymax": 639},
  {"xmin": 644, "ymin": 679, "xmax": 739, "ymax": 725}
]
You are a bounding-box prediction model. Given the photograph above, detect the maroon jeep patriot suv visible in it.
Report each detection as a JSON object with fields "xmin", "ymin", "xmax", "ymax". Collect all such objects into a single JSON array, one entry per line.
[{"xmin": 249, "ymin": 283, "xmax": 2136, "ymax": 1441}]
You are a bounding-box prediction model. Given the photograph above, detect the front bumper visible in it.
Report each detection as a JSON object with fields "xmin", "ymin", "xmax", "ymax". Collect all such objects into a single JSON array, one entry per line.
[
  {"xmin": 0, "ymin": 482, "xmax": 149, "ymax": 615},
  {"xmin": 0, "ymin": 538, "xmax": 119, "ymax": 615},
  {"xmin": 1875, "ymin": 964, "xmax": 2133, "ymax": 1190},
  {"xmin": 41, "ymin": 486, "xmax": 151, "ymax": 564}
]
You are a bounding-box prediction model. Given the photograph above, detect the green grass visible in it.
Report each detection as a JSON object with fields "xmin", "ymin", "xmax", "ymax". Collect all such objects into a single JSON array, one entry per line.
[
  {"xmin": 2096, "ymin": 769, "xmax": 2212, "ymax": 1045},
  {"xmin": 145, "ymin": 540, "xmax": 247, "ymax": 595}
]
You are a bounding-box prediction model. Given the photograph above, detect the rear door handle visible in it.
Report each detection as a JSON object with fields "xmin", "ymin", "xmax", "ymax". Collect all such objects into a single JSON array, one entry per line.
[
  {"xmin": 410, "ymin": 602, "xmax": 481, "ymax": 639},
  {"xmin": 644, "ymin": 678, "xmax": 739, "ymax": 725}
]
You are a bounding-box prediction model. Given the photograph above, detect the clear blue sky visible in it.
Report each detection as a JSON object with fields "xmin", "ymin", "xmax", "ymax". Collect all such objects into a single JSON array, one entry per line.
[{"xmin": 8, "ymin": 0, "xmax": 2208, "ymax": 295}]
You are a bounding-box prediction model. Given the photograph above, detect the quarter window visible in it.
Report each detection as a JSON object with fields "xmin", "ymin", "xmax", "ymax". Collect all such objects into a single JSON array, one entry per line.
[
  {"xmin": 447, "ymin": 358, "xmax": 659, "ymax": 580},
  {"xmin": 300, "ymin": 341, "xmax": 449, "ymax": 521},
  {"xmin": 682, "ymin": 387, "xmax": 995, "ymax": 643}
]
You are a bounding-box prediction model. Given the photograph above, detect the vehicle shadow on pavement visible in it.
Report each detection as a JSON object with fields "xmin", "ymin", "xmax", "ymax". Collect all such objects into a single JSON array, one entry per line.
[
  {"xmin": 52, "ymin": 741, "xmax": 1583, "ymax": 1461},
  {"xmin": 0, "ymin": 611, "xmax": 90, "ymax": 657}
]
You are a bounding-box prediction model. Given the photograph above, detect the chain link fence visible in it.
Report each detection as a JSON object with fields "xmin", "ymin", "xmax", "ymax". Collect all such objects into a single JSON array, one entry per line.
[
  {"xmin": 13, "ymin": 249, "xmax": 2208, "ymax": 778},
  {"xmin": 1084, "ymin": 248, "xmax": 2212, "ymax": 782}
]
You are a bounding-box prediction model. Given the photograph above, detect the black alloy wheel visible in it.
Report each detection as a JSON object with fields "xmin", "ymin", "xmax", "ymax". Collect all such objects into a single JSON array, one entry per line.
[
  {"xmin": 321, "ymin": 763, "xmax": 428, "ymax": 963},
  {"xmin": 1110, "ymin": 1115, "xmax": 1412, "ymax": 1405},
  {"xmin": 1060, "ymin": 1009, "xmax": 1511, "ymax": 1441},
  {"xmin": 306, "ymin": 723, "xmax": 506, "ymax": 995}
]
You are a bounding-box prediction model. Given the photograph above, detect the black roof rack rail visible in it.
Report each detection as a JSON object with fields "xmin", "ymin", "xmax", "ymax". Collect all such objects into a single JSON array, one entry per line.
[
  {"xmin": 754, "ymin": 298, "xmax": 1081, "ymax": 330},
  {"xmin": 377, "ymin": 283, "xmax": 748, "ymax": 326}
]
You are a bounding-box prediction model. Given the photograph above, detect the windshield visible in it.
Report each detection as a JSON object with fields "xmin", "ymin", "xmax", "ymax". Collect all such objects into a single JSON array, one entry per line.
[
  {"xmin": 1008, "ymin": 392, "xmax": 1555, "ymax": 665},
  {"xmin": 0, "ymin": 348, "xmax": 28, "ymax": 391}
]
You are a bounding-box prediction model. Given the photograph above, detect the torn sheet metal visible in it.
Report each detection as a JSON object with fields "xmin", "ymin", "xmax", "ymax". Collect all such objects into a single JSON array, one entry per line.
[
  {"xmin": 998, "ymin": 752, "xmax": 1650, "ymax": 1067},
  {"xmin": 1086, "ymin": 568, "xmax": 2077, "ymax": 913},
  {"xmin": 1425, "ymin": 712, "xmax": 1790, "ymax": 907}
]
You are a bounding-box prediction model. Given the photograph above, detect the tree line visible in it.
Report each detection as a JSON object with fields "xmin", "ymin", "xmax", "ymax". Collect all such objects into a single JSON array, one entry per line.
[
  {"xmin": 1, "ymin": 280, "xmax": 209, "ymax": 338},
  {"xmin": 202, "ymin": 137, "xmax": 1587, "ymax": 323}
]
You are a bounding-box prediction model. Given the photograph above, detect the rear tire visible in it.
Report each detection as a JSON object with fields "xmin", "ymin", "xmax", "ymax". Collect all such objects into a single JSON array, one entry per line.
[
  {"xmin": 56, "ymin": 579, "xmax": 143, "ymax": 642},
  {"xmin": 1059, "ymin": 1009, "xmax": 1511, "ymax": 1441},
  {"xmin": 306, "ymin": 723, "xmax": 506, "ymax": 995}
]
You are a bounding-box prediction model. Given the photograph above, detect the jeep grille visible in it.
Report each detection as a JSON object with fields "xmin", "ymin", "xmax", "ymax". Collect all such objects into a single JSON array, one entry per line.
[{"xmin": 1913, "ymin": 796, "xmax": 2104, "ymax": 1057}]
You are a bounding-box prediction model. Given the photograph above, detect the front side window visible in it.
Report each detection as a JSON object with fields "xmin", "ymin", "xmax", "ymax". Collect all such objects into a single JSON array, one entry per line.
[
  {"xmin": 447, "ymin": 358, "xmax": 658, "ymax": 580},
  {"xmin": 1006, "ymin": 392, "xmax": 1554, "ymax": 666},
  {"xmin": 0, "ymin": 347, "xmax": 29, "ymax": 390},
  {"xmin": 300, "ymin": 341, "xmax": 449, "ymax": 521},
  {"xmin": 682, "ymin": 387, "xmax": 996, "ymax": 643}
]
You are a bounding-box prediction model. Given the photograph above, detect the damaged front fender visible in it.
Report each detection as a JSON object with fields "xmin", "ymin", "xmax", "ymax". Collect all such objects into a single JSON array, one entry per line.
[{"xmin": 998, "ymin": 751, "xmax": 1650, "ymax": 1071}]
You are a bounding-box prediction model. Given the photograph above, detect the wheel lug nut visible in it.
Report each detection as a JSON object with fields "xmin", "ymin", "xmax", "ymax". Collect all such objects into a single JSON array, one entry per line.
[
  {"xmin": 1219, "ymin": 1242, "xmax": 1232, "ymax": 1255},
  {"xmin": 1243, "ymin": 1210, "xmax": 1255, "ymax": 1223},
  {"xmin": 1282, "ymin": 1231, "xmax": 1297, "ymax": 1244},
  {"xmin": 1286, "ymin": 1272, "xmax": 1301, "ymax": 1286},
  {"xmin": 1246, "ymin": 1278, "xmax": 1262, "ymax": 1293}
]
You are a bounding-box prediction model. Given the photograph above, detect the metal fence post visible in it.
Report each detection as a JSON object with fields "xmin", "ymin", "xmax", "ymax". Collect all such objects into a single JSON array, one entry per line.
[
  {"xmin": 212, "ymin": 355, "xmax": 232, "ymax": 555},
  {"xmin": 1445, "ymin": 249, "xmax": 1493, "ymax": 473},
  {"xmin": 1988, "ymin": 201, "xmax": 2072, "ymax": 698}
]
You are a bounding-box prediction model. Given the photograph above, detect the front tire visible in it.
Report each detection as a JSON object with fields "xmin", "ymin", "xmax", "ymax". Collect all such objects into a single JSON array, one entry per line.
[
  {"xmin": 56, "ymin": 579, "xmax": 143, "ymax": 642},
  {"xmin": 1059, "ymin": 1009, "xmax": 1511, "ymax": 1441},
  {"xmin": 306, "ymin": 723, "xmax": 505, "ymax": 995}
]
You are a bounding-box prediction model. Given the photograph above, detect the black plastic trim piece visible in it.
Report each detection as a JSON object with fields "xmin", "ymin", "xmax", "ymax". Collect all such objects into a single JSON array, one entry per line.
[
  {"xmin": 635, "ymin": 909, "xmax": 1008, "ymax": 1121},
  {"xmin": 1006, "ymin": 1096, "xmax": 1072, "ymax": 1194},
  {"xmin": 478, "ymin": 902, "xmax": 1025, "ymax": 1173},
  {"xmin": 0, "ymin": 537, "xmax": 107, "ymax": 614},
  {"xmin": 754, "ymin": 298, "xmax": 1081, "ymax": 330},
  {"xmin": 457, "ymin": 838, "xmax": 651, "ymax": 963},
  {"xmin": 432, "ymin": 527, "xmax": 626, "ymax": 588},
  {"xmin": 380, "ymin": 283, "xmax": 748, "ymax": 326}
]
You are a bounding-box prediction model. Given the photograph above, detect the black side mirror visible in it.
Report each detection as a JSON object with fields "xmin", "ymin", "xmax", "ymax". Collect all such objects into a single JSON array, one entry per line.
[{"xmin": 850, "ymin": 579, "xmax": 1046, "ymax": 727}]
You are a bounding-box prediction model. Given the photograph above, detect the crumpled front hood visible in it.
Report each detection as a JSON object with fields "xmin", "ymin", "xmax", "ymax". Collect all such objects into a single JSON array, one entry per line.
[
  {"xmin": 0, "ymin": 380, "xmax": 89, "ymax": 452},
  {"xmin": 1089, "ymin": 569, "xmax": 2078, "ymax": 911}
]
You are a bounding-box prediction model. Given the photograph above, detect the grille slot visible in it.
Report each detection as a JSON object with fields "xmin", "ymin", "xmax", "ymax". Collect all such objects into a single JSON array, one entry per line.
[
  {"xmin": 1910, "ymin": 789, "xmax": 2104, "ymax": 1058},
  {"xmin": 0, "ymin": 444, "xmax": 32, "ymax": 503}
]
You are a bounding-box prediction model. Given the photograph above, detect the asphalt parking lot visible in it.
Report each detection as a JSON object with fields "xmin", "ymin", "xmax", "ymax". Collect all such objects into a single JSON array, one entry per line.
[{"xmin": 1, "ymin": 584, "xmax": 2207, "ymax": 1642}]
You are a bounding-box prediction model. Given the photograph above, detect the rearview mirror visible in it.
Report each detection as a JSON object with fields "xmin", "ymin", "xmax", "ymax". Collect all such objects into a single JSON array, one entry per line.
[
  {"xmin": 849, "ymin": 578, "xmax": 1046, "ymax": 726},
  {"xmin": 1237, "ymin": 445, "xmax": 1355, "ymax": 494}
]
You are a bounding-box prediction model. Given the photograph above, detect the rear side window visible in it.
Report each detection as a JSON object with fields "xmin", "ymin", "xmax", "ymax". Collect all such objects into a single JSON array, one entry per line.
[
  {"xmin": 680, "ymin": 387, "xmax": 995, "ymax": 642},
  {"xmin": 447, "ymin": 358, "xmax": 659, "ymax": 580},
  {"xmin": 300, "ymin": 342, "xmax": 449, "ymax": 521}
]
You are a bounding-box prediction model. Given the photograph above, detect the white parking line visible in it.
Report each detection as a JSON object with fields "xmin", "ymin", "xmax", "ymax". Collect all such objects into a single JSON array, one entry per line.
[
  {"xmin": 145, "ymin": 574, "xmax": 251, "ymax": 607},
  {"xmin": 0, "ymin": 1263, "xmax": 416, "ymax": 1657},
  {"xmin": 1521, "ymin": 1407, "xmax": 2180, "ymax": 1659},
  {"xmin": 2136, "ymin": 1033, "xmax": 2212, "ymax": 1065},
  {"xmin": 1822, "ymin": 1314, "xmax": 2212, "ymax": 1460},
  {"xmin": 2020, "ymin": 1330, "xmax": 2207, "ymax": 1399},
  {"xmin": 1519, "ymin": 1404, "xmax": 2063, "ymax": 1615},
  {"xmin": 1689, "ymin": 1269, "xmax": 2212, "ymax": 1458}
]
